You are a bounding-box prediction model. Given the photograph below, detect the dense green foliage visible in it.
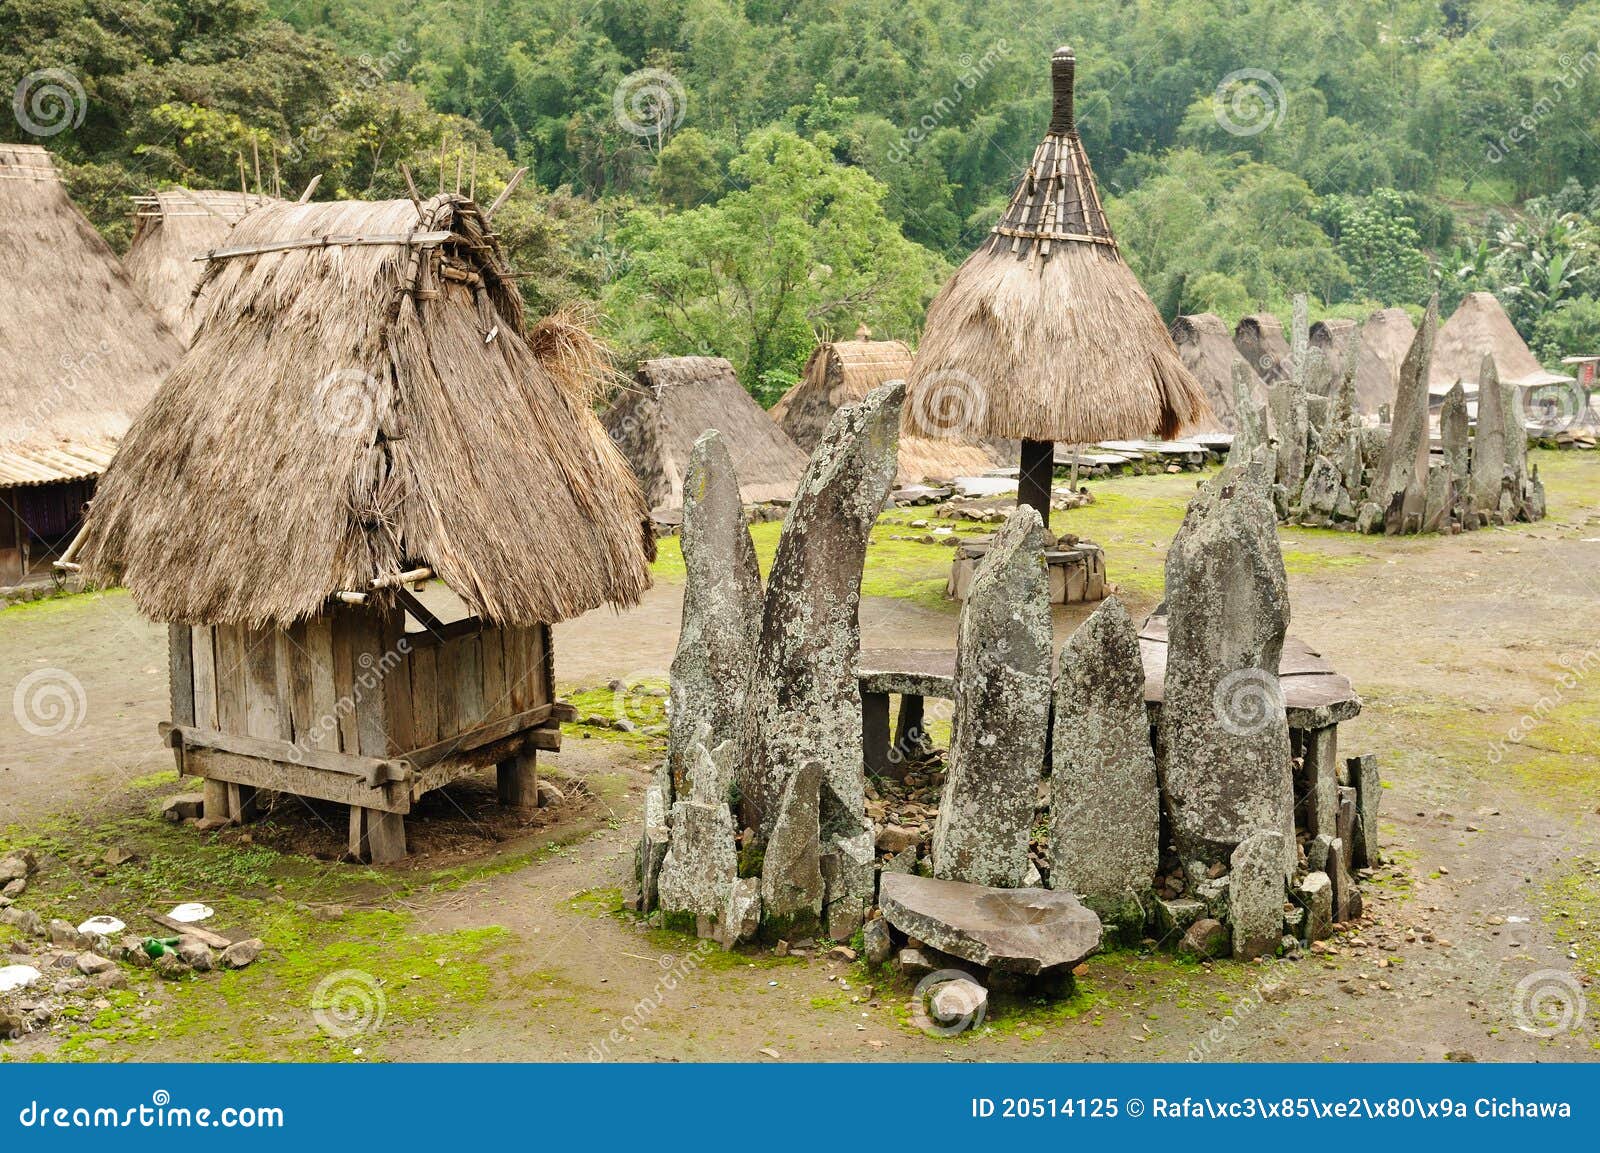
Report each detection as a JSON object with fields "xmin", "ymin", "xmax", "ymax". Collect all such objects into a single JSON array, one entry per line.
[{"xmin": 6, "ymin": 0, "xmax": 1600, "ymax": 382}]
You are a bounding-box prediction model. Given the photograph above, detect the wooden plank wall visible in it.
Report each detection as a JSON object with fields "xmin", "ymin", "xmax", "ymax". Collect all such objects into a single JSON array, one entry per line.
[{"xmin": 181, "ymin": 613, "xmax": 554, "ymax": 760}]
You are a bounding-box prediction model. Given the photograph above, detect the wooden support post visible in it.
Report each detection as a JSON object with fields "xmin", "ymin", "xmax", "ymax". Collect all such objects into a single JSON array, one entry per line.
[
  {"xmin": 862, "ymin": 690, "xmax": 892, "ymax": 777},
  {"xmin": 202, "ymin": 778, "xmax": 229, "ymax": 823},
  {"xmin": 497, "ymin": 746, "xmax": 539, "ymax": 809},
  {"xmin": 226, "ymin": 782, "xmax": 262, "ymax": 824},
  {"xmin": 348, "ymin": 805, "xmax": 407, "ymax": 864},
  {"xmin": 1018, "ymin": 438, "xmax": 1055, "ymax": 531},
  {"xmin": 1298, "ymin": 724, "xmax": 1339, "ymax": 839}
]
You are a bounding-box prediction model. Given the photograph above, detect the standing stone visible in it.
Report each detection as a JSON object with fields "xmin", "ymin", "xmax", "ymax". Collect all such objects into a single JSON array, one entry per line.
[
  {"xmin": 1295, "ymin": 871, "xmax": 1334, "ymax": 942},
  {"xmin": 1228, "ymin": 830, "xmax": 1285, "ymax": 961},
  {"xmin": 1226, "ymin": 361, "xmax": 1263, "ymax": 467},
  {"xmin": 1471, "ymin": 354, "xmax": 1508, "ymax": 517},
  {"xmin": 1295, "ymin": 455, "xmax": 1343, "ymax": 523},
  {"xmin": 717, "ymin": 877, "xmax": 761, "ymax": 949},
  {"xmin": 1527, "ymin": 465, "xmax": 1547, "ymax": 521},
  {"xmin": 1335, "ymin": 786, "xmax": 1363, "ymax": 920},
  {"xmin": 1440, "ymin": 382, "xmax": 1469, "ymax": 486},
  {"xmin": 1501, "ymin": 376, "xmax": 1529, "ymax": 517},
  {"xmin": 759, "ymin": 759, "xmax": 825, "ymax": 935},
  {"xmin": 1159, "ymin": 465, "xmax": 1295, "ymax": 880},
  {"xmin": 737, "ymin": 382, "xmax": 903, "ymax": 932},
  {"xmin": 656, "ymin": 796, "xmax": 738, "ymax": 936},
  {"xmin": 1322, "ymin": 331, "xmax": 1361, "ymax": 483},
  {"xmin": 1422, "ymin": 461, "xmax": 1452, "ymax": 534},
  {"xmin": 668, "ymin": 431, "xmax": 763, "ymax": 792},
  {"xmin": 1348, "ymin": 757, "xmax": 1381, "ymax": 868},
  {"xmin": 1375, "ymin": 297, "xmax": 1438, "ymax": 533},
  {"xmin": 1297, "ymin": 725, "xmax": 1338, "ymax": 840},
  {"xmin": 1270, "ymin": 296, "xmax": 1311, "ymax": 495},
  {"xmin": 737, "ymin": 383, "xmax": 902, "ymax": 840},
  {"xmin": 932, "ymin": 506, "xmax": 1052, "ymax": 888},
  {"xmin": 638, "ymin": 761, "xmax": 672, "ymax": 912},
  {"xmin": 1050, "ymin": 596, "xmax": 1159, "ymax": 930}
]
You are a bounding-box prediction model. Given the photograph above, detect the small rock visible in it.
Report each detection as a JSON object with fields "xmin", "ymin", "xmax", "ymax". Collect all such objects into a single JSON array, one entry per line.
[
  {"xmin": 0, "ymin": 854, "xmax": 33, "ymax": 884},
  {"xmin": 536, "ymin": 780, "xmax": 566, "ymax": 807},
  {"xmin": 74, "ymin": 952, "xmax": 116, "ymax": 976},
  {"xmin": 2, "ymin": 878, "xmax": 25, "ymax": 898},
  {"xmin": 177, "ymin": 940, "xmax": 214, "ymax": 972},
  {"xmin": 1180, "ymin": 918, "xmax": 1230, "ymax": 959},
  {"xmin": 52, "ymin": 976, "xmax": 86, "ymax": 995},
  {"xmin": 896, "ymin": 947, "xmax": 940, "ymax": 977},
  {"xmin": 160, "ymin": 793, "xmax": 206, "ymax": 823},
  {"xmin": 94, "ymin": 968, "xmax": 129, "ymax": 990},
  {"xmin": 154, "ymin": 954, "xmax": 192, "ymax": 981},
  {"xmin": 219, "ymin": 938, "xmax": 265, "ymax": 969},
  {"xmin": 102, "ymin": 845, "xmax": 137, "ymax": 868},
  {"xmin": 0, "ymin": 1009, "xmax": 23, "ymax": 1040},
  {"xmin": 874, "ymin": 824, "xmax": 920, "ymax": 855},
  {"xmin": 926, "ymin": 977, "xmax": 988, "ymax": 1032},
  {"xmin": 863, "ymin": 917, "xmax": 893, "ymax": 966},
  {"xmin": 48, "ymin": 920, "xmax": 88, "ymax": 950}
]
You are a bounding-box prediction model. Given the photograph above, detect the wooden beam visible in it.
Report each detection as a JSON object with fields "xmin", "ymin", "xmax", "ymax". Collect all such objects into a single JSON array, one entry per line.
[
  {"xmin": 159, "ymin": 722, "xmax": 410, "ymax": 787},
  {"xmin": 403, "ymin": 702, "xmax": 567, "ymax": 768},
  {"xmin": 195, "ymin": 231, "xmax": 452, "ymax": 262}
]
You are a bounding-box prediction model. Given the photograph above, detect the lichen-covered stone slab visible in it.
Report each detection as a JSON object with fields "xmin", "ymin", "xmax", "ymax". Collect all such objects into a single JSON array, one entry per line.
[
  {"xmin": 1470, "ymin": 354, "xmax": 1507, "ymax": 516},
  {"xmin": 737, "ymin": 383, "xmax": 903, "ymax": 843},
  {"xmin": 1158, "ymin": 465, "xmax": 1295, "ymax": 880},
  {"xmin": 1295, "ymin": 870, "xmax": 1333, "ymax": 942},
  {"xmin": 1050, "ymin": 596, "xmax": 1158, "ymax": 926},
  {"xmin": 655, "ymin": 798, "xmax": 737, "ymax": 930},
  {"xmin": 638, "ymin": 762, "xmax": 672, "ymax": 912},
  {"xmin": 1440, "ymin": 382, "xmax": 1469, "ymax": 487},
  {"xmin": 932, "ymin": 506, "xmax": 1051, "ymax": 888},
  {"xmin": 1349, "ymin": 754, "xmax": 1381, "ymax": 868},
  {"xmin": 717, "ymin": 877, "xmax": 761, "ymax": 950},
  {"xmin": 668, "ymin": 430, "xmax": 763, "ymax": 792},
  {"xmin": 1228, "ymin": 830, "xmax": 1285, "ymax": 961},
  {"xmin": 878, "ymin": 872, "xmax": 1103, "ymax": 976},
  {"xmin": 760, "ymin": 759, "xmax": 824, "ymax": 932},
  {"xmin": 1375, "ymin": 297, "xmax": 1438, "ymax": 533}
]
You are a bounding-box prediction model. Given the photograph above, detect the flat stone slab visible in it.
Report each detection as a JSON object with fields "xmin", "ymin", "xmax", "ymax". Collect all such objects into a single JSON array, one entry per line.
[{"xmin": 878, "ymin": 872, "xmax": 1103, "ymax": 975}]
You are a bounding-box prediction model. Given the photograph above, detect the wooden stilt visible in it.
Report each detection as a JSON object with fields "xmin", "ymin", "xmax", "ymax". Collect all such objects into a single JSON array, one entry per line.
[
  {"xmin": 1018, "ymin": 438, "xmax": 1055, "ymax": 530},
  {"xmin": 497, "ymin": 746, "xmax": 539, "ymax": 809},
  {"xmin": 348, "ymin": 805, "xmax": 407, "ymax": 863},
  {"xmin": 202, "ymin": 778, "xmax": 229, "ymax": 822},
  {"xmin": 226, "ymin": 781, "xmax": 262, "ymax": 824}
]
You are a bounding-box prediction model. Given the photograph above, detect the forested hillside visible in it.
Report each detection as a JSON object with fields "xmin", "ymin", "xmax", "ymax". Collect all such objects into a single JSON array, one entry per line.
[{"xmin": 5, "ymin": 0, "xmax": 1598, "ymax": 390}]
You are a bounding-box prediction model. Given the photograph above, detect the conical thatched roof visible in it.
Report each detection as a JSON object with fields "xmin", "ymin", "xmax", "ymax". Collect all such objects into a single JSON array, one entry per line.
[
  {"xmin": 1309, "ymin": 318, "xmax": 1357, "ymax": 397},
  {"xmin": 1234, "ymin": 314, "xmax": 1293, "ymax": 385},
  {"xmin": 771, "ymin": 338, "xmax": 999, "ymax": 484},
  {"xmin": 76, "ymin": 193, "xmax": 654, "ymax": 628},
  {"xmin": 0, "ymin": 144, "xmax": 183, "ymax": 484},
  {"xmin": 1170, "ymin": 313, "xmax": 1264, "ymax": 433},
  {"xmin": 604, "ymin": 356, "xmax": 809, "ymax": 508},
  {"xmin": 1430, "ymin": 291, "xmax": 1546, "ymax": 395},
  {"xmin": 126, "ymin": 188, "xmax": 277, "ymax": 343},
  {"xmin": 1354, "ymin": 307, "xmax": 1415, "ymax": 415},
  {"xmin": 903, "ymin": 47, "xmax": 1209, "ymax": 443}
]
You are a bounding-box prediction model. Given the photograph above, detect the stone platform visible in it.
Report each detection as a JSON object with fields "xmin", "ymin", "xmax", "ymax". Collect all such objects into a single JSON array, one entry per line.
[{"xmin": 947, "ymin": 535, "xmax": 1107, "ymax": 603}]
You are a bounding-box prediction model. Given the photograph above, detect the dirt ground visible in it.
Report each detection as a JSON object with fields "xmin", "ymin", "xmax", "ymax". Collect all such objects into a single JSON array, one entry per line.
[{"xmin": 1, "ymin": 453, "xmax": 1598, "ymax": 1063}]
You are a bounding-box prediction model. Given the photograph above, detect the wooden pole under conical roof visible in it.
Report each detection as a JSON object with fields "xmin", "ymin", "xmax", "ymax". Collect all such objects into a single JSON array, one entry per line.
[{"xmin": 904, "ymin": 44, "xmax": 1210, "ymax": 528}]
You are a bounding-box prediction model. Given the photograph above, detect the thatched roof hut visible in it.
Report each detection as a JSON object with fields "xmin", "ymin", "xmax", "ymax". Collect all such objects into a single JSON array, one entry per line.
[
  {"xmin": 1354, "ymin": 307, "xmax": 1416, "ymax": 415},
  {"xmin": 0, "ymin": 143, "xmax": 183, "ymax": 583},
  {"xmin": 126, "ymin": 188, "xmax": 276, "ymax": 343},
  {"xmin": 605, "ymin": 356, "xmax": 810, "ymax": 508},
  {"xmin": 903, "ymin": 46, "xmax": 1208, "ymax": 518},
  {"xmin": 1309, "ymin": 318, "xmax": 1357, "ymax": 397},
  {"xmin": 1430, "ymin": 291, "xmax": 1549, "ymax": 395},
  {"xmin": 1170, "ymin": 313, "xmax": 1264, "ymax": 433},
  {"xmin": 772, "ymin": 337, "xmax": 1000, "ymax": 484},
  {"xmin": 77, "ymin": 193, "xmax": 654, "ymax": 627},
  {"xmin": 1234, "ymin": 314, "xmax": 1293, "ymax": 385}
]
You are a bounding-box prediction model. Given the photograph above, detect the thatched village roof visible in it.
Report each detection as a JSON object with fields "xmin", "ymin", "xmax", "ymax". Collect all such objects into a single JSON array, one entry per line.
[
  {"xmin": 0, "ymin": 144, "xmax": 184, "ymax": 487},
  {"xmin": 1309, "ymin": 318, "xmax": 1357, "ymax": 396},
  {"xmin": 605, "ymin": 356, "xmax": 810, "ymax": 507},
  {"xmin": 126, "ymin": 188, "xmax": 277, "ymax": 344},
  {"xmin": 76, "ymin": 193, "xmax": 654, "ymax": 627},
  {"xmin": 1429, "ymin": 291, "xmax": 1556, "ymax": 395},
  {"xmin": 1169, "ymin": 313, "xmax": 1264, "ymax": 433},
  {"xmin": 1353, "ymin": 307, "xmax": 1416, "ymax": 415},
  {"xmin": 1234, "ymin": 314, "xmax": 1293, "ymax": 386},
  {"xmin": 903, "ymin": 47, "xmax": 1209, "ymax": 444},
  {"xmin": 772, "ymin": 337, "xmax": 1000, "ymax": 483}
]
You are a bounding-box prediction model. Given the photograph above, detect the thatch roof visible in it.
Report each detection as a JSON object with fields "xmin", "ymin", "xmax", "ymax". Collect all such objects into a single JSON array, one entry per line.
[
  {"xmin": 1309, "ymin": 318, "xmax": 1357, "ymax": 397},
  {"xmin": 0, "ymin": 144, "xmax": 183, "ymax": 485},
  {"xmin": 76, "ymin": 193, "xmax": 654, "ymax": 628},
  {"xmin": 126, "ymin": 188, "xmax": 277, "ymax": 343},
  {"xmin": 1170, "ymin": 313, "xmax": 1264, "ymax": 433},
  {"xmin": 1353, "ymin": 307, "xmax": 1415, "ymax": 415},
  {"xmin": 604, "ymin": 356, "xmax": 809, "ymax": 507},
  {"xmin": 1430, "ymin": 292, "xmax": 1546, "ymax": 395},
  {"xmin": 903, "ymin": 47, "xmax": 1209, "ymax": 444},
  {"xmin": 772, "ymin": 338, "xmax": 999, "ymax": 483},
  {"xmin": 1234, "ymin": 314, "xmax": 1293, "ymax": 385}
]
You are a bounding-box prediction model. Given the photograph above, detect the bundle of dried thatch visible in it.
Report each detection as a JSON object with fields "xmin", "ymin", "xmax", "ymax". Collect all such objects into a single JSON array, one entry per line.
[
  {"xmin": 1429, "ymin": 292, "xmax": 1548, "ymax": 395},
  {"xmin": 1354, "ymin": 307, "xmax": 1416, "ymax": 415},
  {"xmin": 1170, "ymin": 313, "xmax": 1264, "ymax": 433},
  {"xmin": 1234, "ymin": 314, "xmax": 1293, "ymax": 385},
  {"xmin": 0, "ymin": 145, "xmax": 183, "ymax": 474},
  {"xmin": 605, "ymin": 356, "xmax": 810, "ymax": 508},
  {"xmin": 125, "ymin": 188, "xmax": 277, "ymax": 344},
  {"xmin": 77, "ymin": 193, "xmax": 654, "ymax": 628},
  {"xmin": 772, "ymin": 337, "xmax": 999, "ymax": 484},
  {"xmin": 903, "ymin": 47, "xmax": 1208, "ymax": 446},
  {"xmin": 1309, "ymin": 318, "xmax": 1357, "ymax": 397}
]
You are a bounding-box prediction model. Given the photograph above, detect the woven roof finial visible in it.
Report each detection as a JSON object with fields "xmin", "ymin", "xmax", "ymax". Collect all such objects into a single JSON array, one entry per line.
[{"xmin": 1050, "ymin": 45, "xmax": 1076, "ymax": 134}]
